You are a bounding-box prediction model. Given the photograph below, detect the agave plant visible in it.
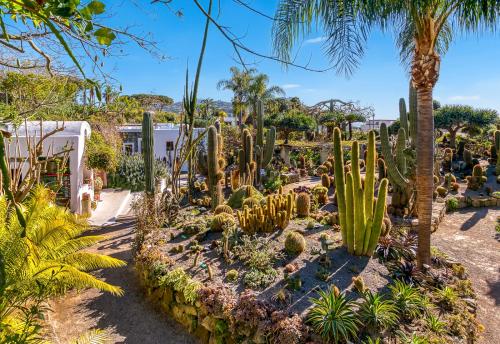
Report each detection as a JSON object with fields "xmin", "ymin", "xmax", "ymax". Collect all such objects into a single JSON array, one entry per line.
[
  {"xmin": 357, "ymin": 291, "xmax": 398, "ymax": 333},
  {"xmin": 0, "ymin": 186, "xmax": 125, "ymax": 340},
  {"xmin": 389, "ymin": 280, "xmax": 425, "ymax": 321},
  {"xmin": 306, "ymin": 287, "xmax": 360, "ymax": 343}
]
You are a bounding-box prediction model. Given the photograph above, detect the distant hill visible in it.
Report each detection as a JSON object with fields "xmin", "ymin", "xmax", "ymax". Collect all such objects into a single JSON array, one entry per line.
[{"xmin": 165, "ymin": 100, "xmax": 233, "ymax": 115}]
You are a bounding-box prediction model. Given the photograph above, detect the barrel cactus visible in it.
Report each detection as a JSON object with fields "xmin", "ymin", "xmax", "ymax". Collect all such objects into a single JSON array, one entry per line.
[
  {"xmin": 285, "ymin": 231, "xmax": 306, "ymax": 255},
  {"xmin": 296, "ymin": 192, "xmax": 311, "ymax": 218}
]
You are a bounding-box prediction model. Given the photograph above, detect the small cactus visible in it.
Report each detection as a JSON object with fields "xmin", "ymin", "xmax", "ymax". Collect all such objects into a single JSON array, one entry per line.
[
  {"xmin": 285, "ymin": 231, "xmax": 306, "ymax": 255},
  {"xmin": 436, "ymin": 186, "xmax": 448, "ymax": 197},
  {"xmin": 226, "ymin": 269, "xmax": 239, "ymax": 282},
  {"xmin": 242, "ymin": 197, "xmax": 260, "ymax": 209},
  {"xmin": 466, "ymin": 164, "xmax": 487, "ymax": 190},
  {"xmin": 352, "ymin": 275, "xmax": 366, "ymax": 293},
  {"xmin": 296, "ymin": 192, "xmax": 311, "ymax": 217},
  {"xmin": 214, "ymin": 204, "xmax": 233, "ymax": 215},
  {"xmin": 321, "ymin": 173, "xmax": 330, "ymax": 188},
  {"xmin": 211, "ymin": 213, "xmax": 236, "ymax": 232}
]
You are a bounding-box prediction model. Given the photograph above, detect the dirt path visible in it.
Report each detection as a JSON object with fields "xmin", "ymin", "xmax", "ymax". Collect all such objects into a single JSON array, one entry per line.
[
  {"xmin": 46, "ymin": 217, "xmax": 197, "ymax": 344},
  {"xmin": 432, "ymin": 207, "xmax": 500, "ymax": 344}
]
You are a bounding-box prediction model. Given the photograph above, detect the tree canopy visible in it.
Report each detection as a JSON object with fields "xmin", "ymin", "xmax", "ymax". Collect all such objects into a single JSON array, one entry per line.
[
  {"xmin": 268, "ymin": 110, "xmax": 315, "ymax": 143},
  {"xmin": 434, "ymin": 104, "xmax": 498, "ymax": 146}
]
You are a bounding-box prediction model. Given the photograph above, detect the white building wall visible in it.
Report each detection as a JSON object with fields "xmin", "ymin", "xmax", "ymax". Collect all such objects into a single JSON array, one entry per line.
[
  {"xmin": 4, "ymin": 121, "xmax": 91, "ymax": 214},
  {"xmin": 360, "ymin": 119, "xmax": 396, "ymax": 132}
]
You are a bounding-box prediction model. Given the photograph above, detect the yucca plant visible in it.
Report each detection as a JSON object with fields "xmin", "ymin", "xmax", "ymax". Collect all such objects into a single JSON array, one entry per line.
[
  {"xmin": 0, "ymin": 186, "xmax": 125, "ymax": 340},
  {"xmin": 357, "ymin": 291, "xmax": 398, "ymax": 333},
  {"xmin": 307, "ymin": 287, "xmax": 360, "ymax": 343},
  {"xmin": 389, "ymin": 280, "xmax": 424, "ymax": 321}
]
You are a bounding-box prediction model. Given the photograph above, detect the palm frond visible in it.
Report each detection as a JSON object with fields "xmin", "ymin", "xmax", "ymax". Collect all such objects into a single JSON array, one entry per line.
[{"xmin": 70, "ymin": 329, "xmax": 111, "ymax": 344}]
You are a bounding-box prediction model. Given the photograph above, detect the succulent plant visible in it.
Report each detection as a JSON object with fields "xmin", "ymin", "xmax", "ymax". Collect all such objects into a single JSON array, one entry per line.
[
  {"xmin": 142, "ymin": 112, "xmax": 155, "ymax": 195},
  {"xmin": 211, "ymin": 213, "xmax": 236, "ymax": 232},
  {"xmin": 332, "ymin": 128, "xmax": 390, "ymax": 256},
  {"xmin": 321, "ymin": 173, "xmax": 330, "ymax": 188},
  {"xmin": 296, "ymin": 192, "xmax": 311, "ymax": 217},
  {"xmin": 285, "ymin": 231, "xmax": 306, "ymax": 255},
  {"xmin": 466, "ymin": 164, "xmax": 487, "ymax": 190},
  {"xmin": 226, "ymin": 269, "xmax": 239, "ymax": 282},
  {"xmin": 214, "ymin": 204, "xmax": 233, "ymax": 215}
]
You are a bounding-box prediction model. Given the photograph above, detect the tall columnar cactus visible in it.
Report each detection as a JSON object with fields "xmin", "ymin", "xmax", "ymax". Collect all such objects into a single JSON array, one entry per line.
[
  {"xmin": 142, "ymin": 112, "xmax": 155, "ymax": 195},
  {"xmin": 463, "ymin": 149, "xmax": 473, "ymax": 169},
  {"xmin": 379, "ymin": 86, "xmax": 417, "ymax": 216},
  {"xmin": 495, "ymin": 130, "xmax": 500, "ymax": 175},
  {"xmin": 207, "ymin": 126, "xmax": 223, "ymax": 209},
  {"xmin": 332, "ymin": 128, "xmax": 389, "ymax": 256},
  {"xmin": 237, "ymin": 100, "xmax": 276, "ymax": 186}
]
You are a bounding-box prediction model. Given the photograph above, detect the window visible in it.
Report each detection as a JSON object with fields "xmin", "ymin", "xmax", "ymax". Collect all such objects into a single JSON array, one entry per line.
[
  {"xmin": 123, "ymin": 143, "xmax": 134, "ymax": 155},
  {"xmin": 166, "ymin": 141, "xmax": 174, "ymax": 152},
  {"xmin": 375, "ymin": 121, "xmax": 379, "ymax": 125}
]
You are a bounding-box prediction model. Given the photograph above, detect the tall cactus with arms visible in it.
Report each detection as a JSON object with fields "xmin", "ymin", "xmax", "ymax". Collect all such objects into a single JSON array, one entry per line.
[
  {"xmin": 142, "ymin": 112, "xmax": 155, "ymax": 195},
  {"xmin": 333, "ymin": 128, "xmax": 389, "ymax": 256},
  {"xmin": 380, "ymin": 85, "xmax": 417, "ymax": 216}
]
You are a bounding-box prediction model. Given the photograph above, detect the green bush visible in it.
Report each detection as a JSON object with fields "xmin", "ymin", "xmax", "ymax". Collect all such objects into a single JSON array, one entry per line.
[
  {"xmin": 85, "ymin": 131, "xmax": 119, "ymax": 172},
  {"xmin": 108, "ymin": 154, "xmax": 168, "ymax": 191}
]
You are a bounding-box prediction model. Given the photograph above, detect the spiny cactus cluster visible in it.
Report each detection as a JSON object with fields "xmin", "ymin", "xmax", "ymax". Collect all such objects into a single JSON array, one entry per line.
[
  {"xmin": 444, "ymin": 173, "xmax": 459, "ymax": 191},
  {"xmin": 466, "ymin": 164, "xmax": 487, "ymax": 190},
  {"xmin": 380, "ymin": 86, "xmax": 417, "ymax": 216},
  {"xmin": 237, "ymin": 100, "xmax": 275, "ymax": 187},
  {"xmin": 463, "ymin": 149, "xmax": 473, "ymax": 169},
  {"xmin": 236, "ymin": 188, "xmax": 296, "ymax": 233},
  {"xmin": 142, "ymin": 112, "xmax": 155, "ymax": 195},
  {"xmin": 211, "ymin": 212, "xmax": 236, "ymax": 232},
  {"xmin": 333, "ymin": 128, "xmax": 389, "ymax": 256}
]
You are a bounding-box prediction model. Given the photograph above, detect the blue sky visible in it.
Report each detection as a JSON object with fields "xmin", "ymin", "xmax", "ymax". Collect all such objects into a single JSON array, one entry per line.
[{"xmin": 95, "ymin": 0, "xmax": 500, "ymax": 119}]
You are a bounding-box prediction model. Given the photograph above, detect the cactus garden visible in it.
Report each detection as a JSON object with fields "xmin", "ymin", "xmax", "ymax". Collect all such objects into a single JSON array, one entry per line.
[
  {"xmin": 1, "ymin": 1, "xmax": 500, "ymax": 343},
  {"xmin": 134, "ymin": 92, "xmax": 498, "ymax": 343}
]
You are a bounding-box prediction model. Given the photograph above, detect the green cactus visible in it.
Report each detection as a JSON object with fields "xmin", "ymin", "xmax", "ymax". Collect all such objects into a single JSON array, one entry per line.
[
  {"xmin": 285, "ymin": 231, "xmax": 306, "ymax": 255},
  {"xmin": 463, "ymin": 149, "xmax": 473, "ymax": 168},
  {"xmin": 207, "ymin": 125, "xmax": 223, "ymax": 209},
  {"xmin": 142, "ymin": 112, "xmax": 155, "ymax": 195},
  {"xmin": 377, "ymin": 158, "xmax": 387, "ymax": 181},
  {"xmin": 332, "ymin": 128, "xmax": 389, "ymax": 256},
  {"xmin": 296, "ymin": 192, "xmax": 311, "ymax": 217},
  {"xmin": 380, "ymin": 87, "xmax": 418, "ymax": 216}
]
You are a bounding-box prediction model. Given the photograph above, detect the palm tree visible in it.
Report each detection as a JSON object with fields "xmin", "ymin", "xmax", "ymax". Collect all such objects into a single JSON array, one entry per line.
[
  {"xmin": 273, "ymin": 1, "xmax": 500, "ymax": 267},
  {"xmin": 248, "ymin": 73, "xmax": 285, "ymax": 125},
  {"xmin": 217, "ymin": 66, "xmax": 255, "ymax": 125},
  {"xmin": 0, "ymin": 186, "xmax": 125, "ymax": 340}
]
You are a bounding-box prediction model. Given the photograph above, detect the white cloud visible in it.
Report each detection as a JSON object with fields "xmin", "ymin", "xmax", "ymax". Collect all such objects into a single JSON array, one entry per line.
[
  {"xmin": 304, "ymin": 36, "xmax": 327, "ymax": 44},
  {"xmin": 448, "ymin": 95, "xmax": 480, "ymax": 101},
  {"xmin": 281, "ymin": 83, "xmax": 301, "ymax": 89}
]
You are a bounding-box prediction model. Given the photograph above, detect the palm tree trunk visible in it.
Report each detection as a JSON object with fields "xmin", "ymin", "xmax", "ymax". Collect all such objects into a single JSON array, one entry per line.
[
  {"xmin": 348, "ymin": 121, "xmax": 353, "ymax": 140},
  {"xmin": 415, "ymin": 86, "xmax": 434, "ymax": 268},
  {"xmin": 449, "ymin": 128, "xmax": 457, "ymax": 149}
]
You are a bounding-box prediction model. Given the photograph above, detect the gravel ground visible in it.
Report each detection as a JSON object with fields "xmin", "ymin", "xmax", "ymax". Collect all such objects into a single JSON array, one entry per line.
[
  {"xmin": 45, "ymin": 217, "xmax": 198, "ymax": 344},
  {"xmin": 432, "ymin": 207, "xmax": 500, "ymax": 344}
]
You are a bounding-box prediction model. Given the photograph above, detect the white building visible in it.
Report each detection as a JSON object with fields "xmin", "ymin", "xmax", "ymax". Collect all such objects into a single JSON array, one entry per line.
[
  {"xmin": 118, "ymin": 123, "xmax": 205, "ymax": 171},
  {"xmin": 360, "ymin": 119, "xmax": 396, "ymax": 132},
  {"xmin": 4, "ymin": 121, "xmax": 92, "ymax": 214}
]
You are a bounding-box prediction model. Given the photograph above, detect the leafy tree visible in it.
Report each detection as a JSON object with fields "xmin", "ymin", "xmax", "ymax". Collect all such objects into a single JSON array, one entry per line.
[
  {"xmin": 129, "ymin": 94, "xmax": 174, "ymax": 111},
  {"xmin": 345, "ymin": 113, "xmax": 368, "ymax": 140},
  {"xmin": 85, "ymin": 131, "xmax": 119, "ymax": 172},
  {"xmin": 319, "ymin": 111, "xmax": 345, "ymax": 138},
  {"xmin": 273, "ymin": 0, "xmax": 500, "ymax": 267},
  {"xmin": 434, "ymin": 105, "xmax": 498, "ymax": 148},
  {"xmin": 0, "ymin": 72, "xmax": 83, "ymax": 123},
  {"xmin": 270, "ymin": 110, "xmax": 315, "ymax": 144}
]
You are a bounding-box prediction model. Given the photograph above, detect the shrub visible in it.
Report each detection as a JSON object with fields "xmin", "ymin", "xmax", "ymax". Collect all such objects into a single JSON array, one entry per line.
[
  {"xmin": 307, "ymin": 288, "xmax": 360, "ymax": 343},
  {"xmin": 434, "ymin": 286, "xmax": 458, "ymax": 311},
  {"xmin": 85, "ymin": 131, "xmax": 119, "ymax": 172},
  {"xmin": 357, "ymin": 291, "xmax": 398, "ymax": 332},
  {"xmin": 285, "ymin": 231, "xmax": 306, "ymax": 255},
  {"xmin": 108, "ymin": 154, "xmax": 168, "ymax": 191},
  {"xmin": 161, "ymin": 267, "xmax": 202, "ymax": 304}
]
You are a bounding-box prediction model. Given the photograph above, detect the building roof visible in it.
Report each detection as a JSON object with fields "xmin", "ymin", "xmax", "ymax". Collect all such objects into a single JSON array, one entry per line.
[
  {"xmin": 118, "ymin": 123, "xmax": 202, "ymax": 132},
  {"xmin": 5, "ymin": 121, "xmax": 91, "ymax": 138}
]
